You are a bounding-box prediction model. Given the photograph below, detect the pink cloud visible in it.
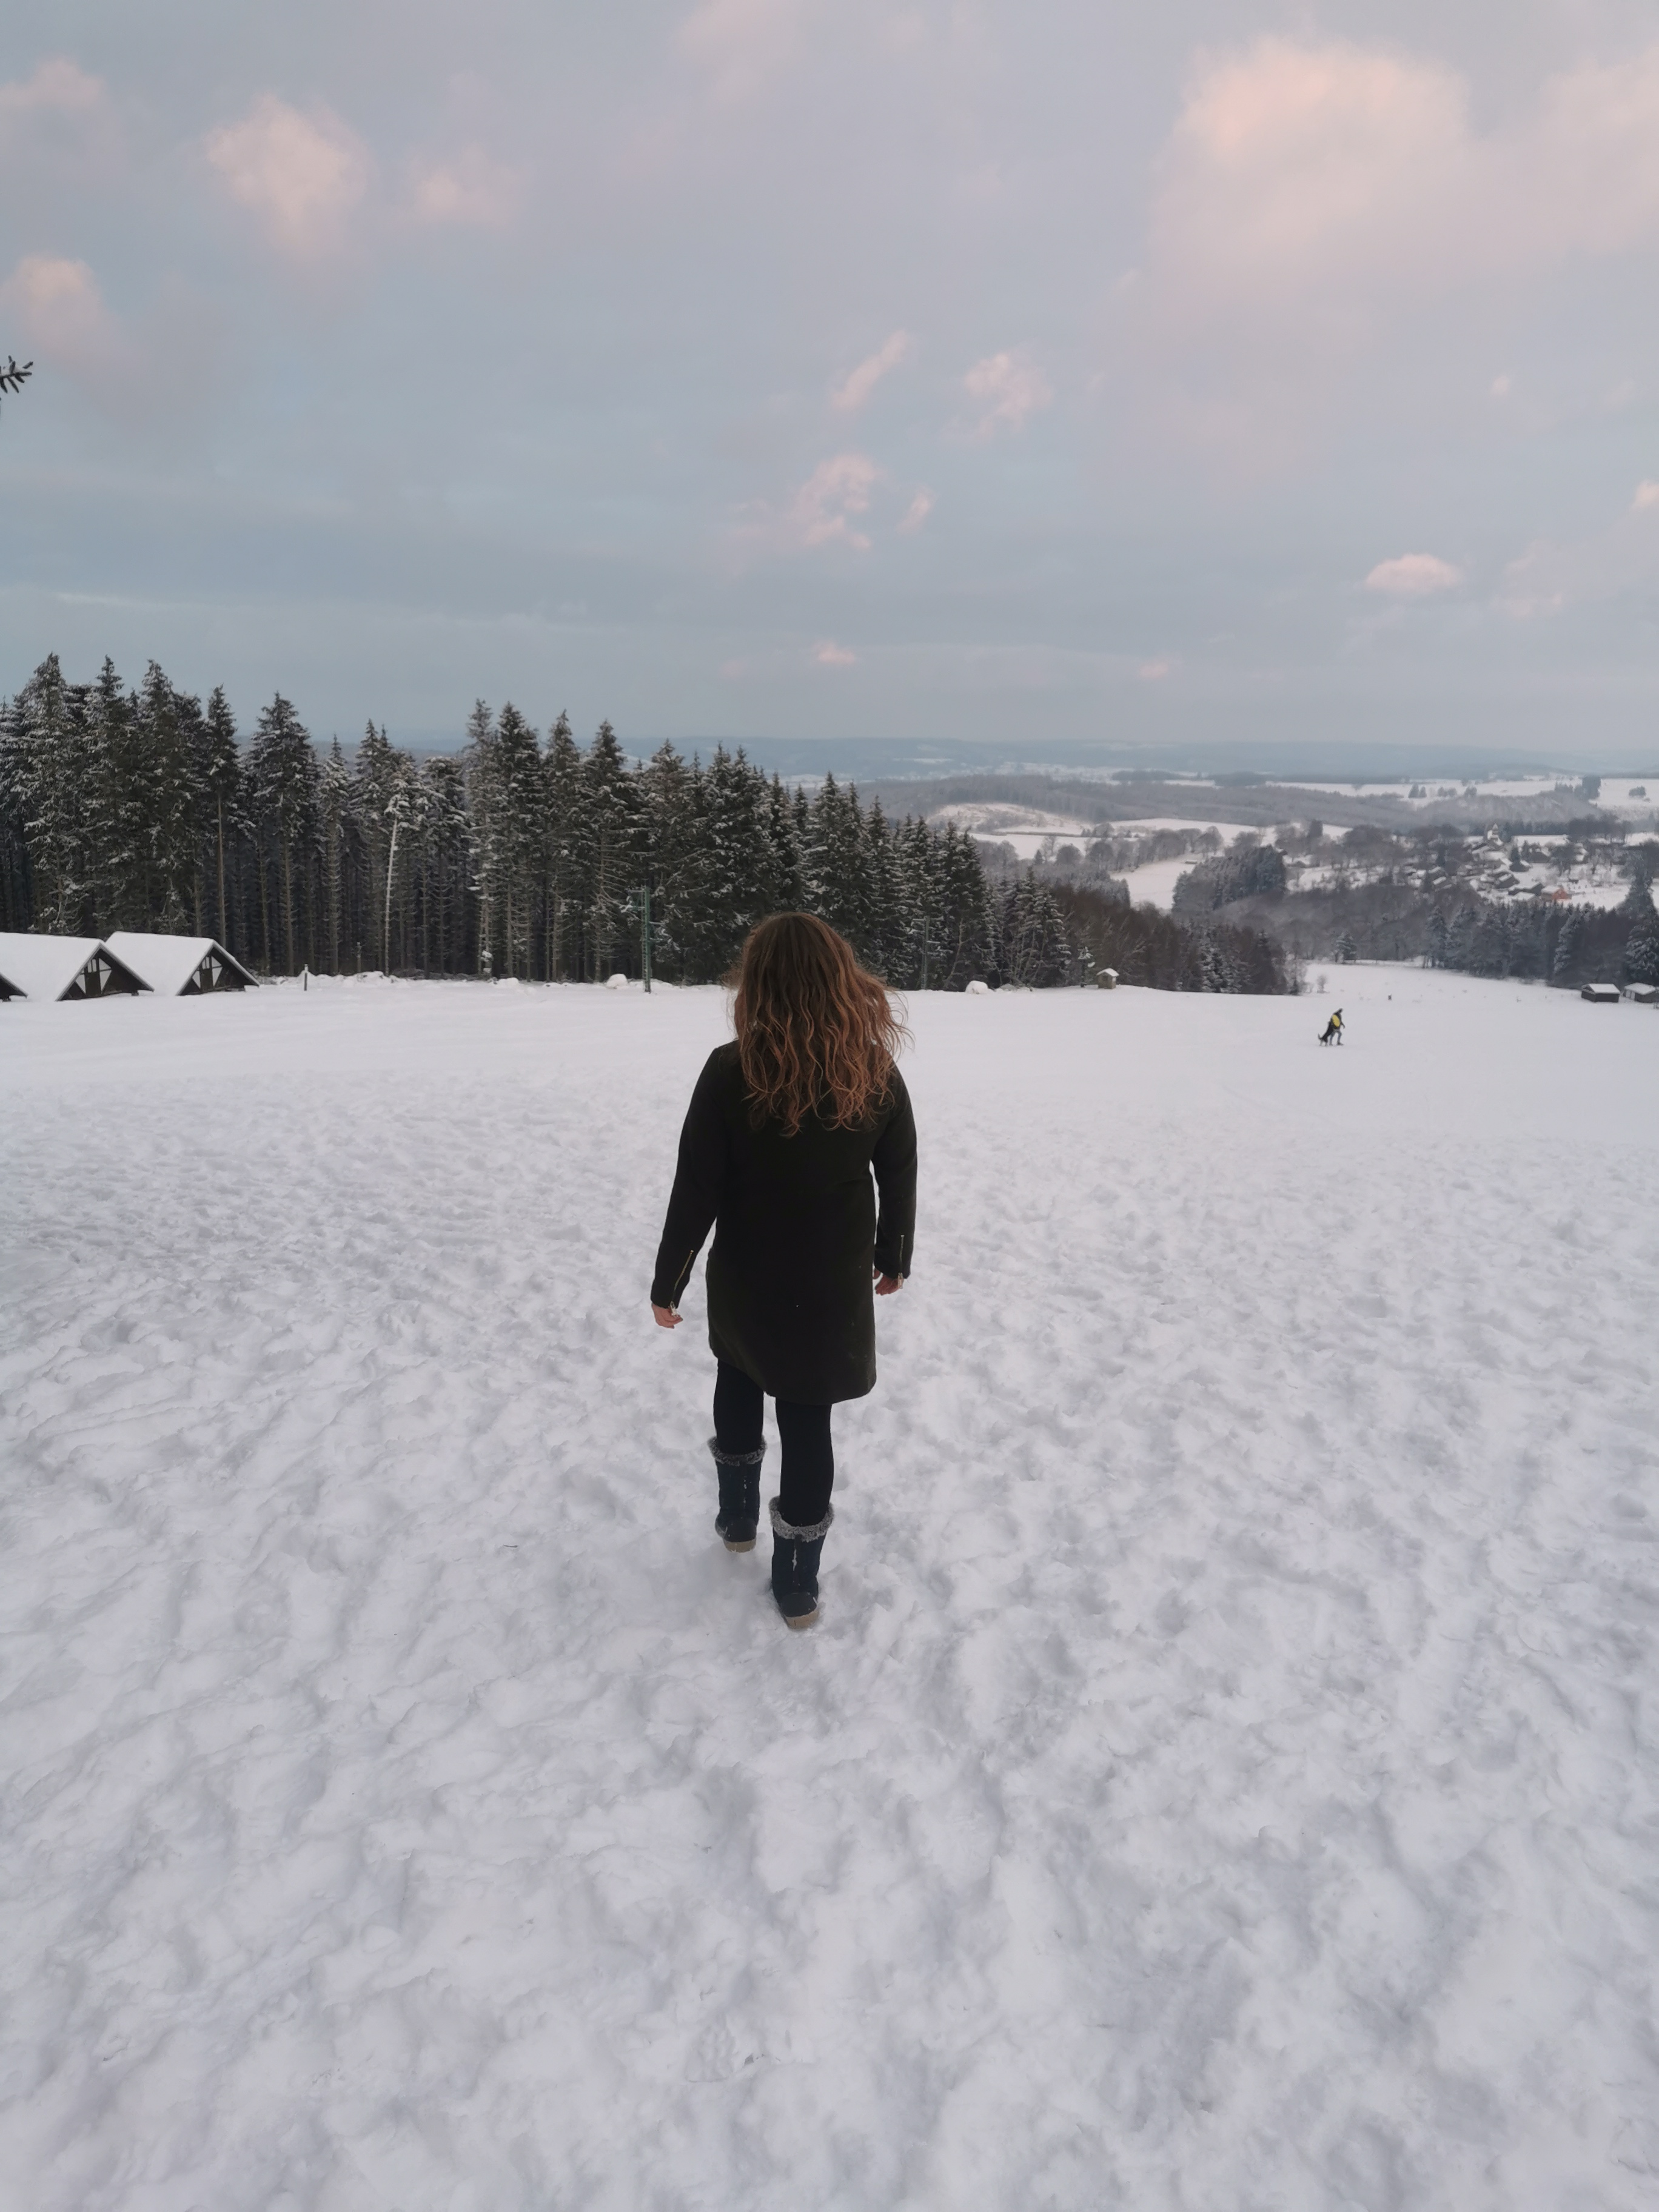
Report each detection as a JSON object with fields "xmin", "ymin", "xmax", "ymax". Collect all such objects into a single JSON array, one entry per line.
[
  {"xmin": 788, "ymin": 452, "xmax": 881, "ymax": 549},
  {"xmin": 962, "ymin": 350, "xmax": 1052, "ymax": 437},
  {"xmin": 1138, "ymin": 659, "xmax": 1172, "ymax": 680},
  {"xmin": 411, "ymin": 150, "xmax": 523, "ymax": 228},
  {"xmin": 1, "ymin": 255, "xmax": 121, "ymax": 377},
  {"xmin": 831, "ymin": 329, "xmax": 913, "ymax": 412},
  {"xmin": 1364, "ymin": 553, "xmax": 1464, "ymax": 597},
  {"xmin": 1145, "ymin": 39, "xmax": 1659, "ymax": 344},
  {"xmin": 206, "ymin": 96, "xmax": 371, "ymax": 260},
  {"xmin": 0, "ymin": 57, "xmax": 104, "ymax": 118},
  {"xmin": 813, "ymin": 641, "xmax": 856, "ymax": 666},
  {"xmin": 1128, "ymin": 38, "xmax": 1659, "ymax": 466},
  {"xmin": 678, "ymin": 0, "xmax": 802, "ymax": 102},
  {"xmin": 897, "ymin": 487, "xmax": 934, "ymax": 534},
  {"xmin": 1632, "ymin": 481, "xmax": 1659, "ymax": 514}
]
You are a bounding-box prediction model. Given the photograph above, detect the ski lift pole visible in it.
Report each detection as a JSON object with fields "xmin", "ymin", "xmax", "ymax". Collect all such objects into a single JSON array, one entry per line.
[{"xmin": 640, "ymin": 876, "xmax": 652, "ymax": 992}]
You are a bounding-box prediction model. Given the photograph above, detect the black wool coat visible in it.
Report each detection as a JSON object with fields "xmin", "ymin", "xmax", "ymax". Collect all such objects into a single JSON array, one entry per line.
[{"xmin": 650, "ymin": 1043, "xmax": 917, "ymax": 1405}]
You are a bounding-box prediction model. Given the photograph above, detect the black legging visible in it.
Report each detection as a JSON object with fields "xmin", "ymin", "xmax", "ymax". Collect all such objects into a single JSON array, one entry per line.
[{"xmin": 713, "ymin": 1361, "xmax": 834, "ymax": 1528}]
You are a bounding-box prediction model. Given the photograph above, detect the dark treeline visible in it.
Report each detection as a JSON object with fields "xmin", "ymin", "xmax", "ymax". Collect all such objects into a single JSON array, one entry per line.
[
  {"xmin": 1059, "ymin": 885, "xmax": 1291, "ymax": 993},
  {"xmin": 1235, "ymin": 869, "xmax": 1659, "ymax": 987},
  {"xmin": 1424, "ymin": 882, "xmax": 1658, "ymax": 985},
  {"xmin": 0, "ymin": 653, "xmax": 1295, "ymax": 991}
]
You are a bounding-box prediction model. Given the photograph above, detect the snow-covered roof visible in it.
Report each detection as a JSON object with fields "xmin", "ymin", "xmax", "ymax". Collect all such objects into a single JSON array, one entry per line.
[
  {"xmin": 104, "ymin": 931, "xmax": 258, "ymax": 996},
  {"xmin": 0, "ymin": 933, "xmax": 150, "ymax": 1002}
]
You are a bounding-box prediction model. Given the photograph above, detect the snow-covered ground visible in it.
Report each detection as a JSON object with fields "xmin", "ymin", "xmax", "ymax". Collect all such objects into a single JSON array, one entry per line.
[{"xmin": 3, "ymin": 971, "xmax": 1657, "ymax": 2211}]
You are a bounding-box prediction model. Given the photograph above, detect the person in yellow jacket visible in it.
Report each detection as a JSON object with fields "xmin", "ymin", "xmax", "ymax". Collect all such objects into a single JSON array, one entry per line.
[{"xmin": 1319, "ymin": 1008, "xmax": 1344, "ymax": 1045}]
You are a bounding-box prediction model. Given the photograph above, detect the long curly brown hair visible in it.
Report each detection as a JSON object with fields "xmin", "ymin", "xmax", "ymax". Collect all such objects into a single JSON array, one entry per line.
[{"xmin": 732, "ymin": 914, "xmax": 906, "ymax": 1136}]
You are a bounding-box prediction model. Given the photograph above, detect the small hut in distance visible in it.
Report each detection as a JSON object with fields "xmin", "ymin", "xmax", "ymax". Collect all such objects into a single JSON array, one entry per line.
[
  {"xmin": 104, "ymin": 933, "xmax": 258, "ymax": 996},
  {"xmin": 0, "ymin": 933, "xmax": 150, "ymax": 1002}
]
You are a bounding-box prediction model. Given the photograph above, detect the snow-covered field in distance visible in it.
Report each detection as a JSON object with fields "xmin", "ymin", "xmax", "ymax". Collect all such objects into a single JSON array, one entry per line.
[{"xmin": 3, "ymin": 973, "xmax": 1657, "ymax": 2211}]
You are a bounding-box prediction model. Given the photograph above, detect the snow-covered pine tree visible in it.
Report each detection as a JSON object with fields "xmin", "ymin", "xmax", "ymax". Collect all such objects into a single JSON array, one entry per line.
[
  {"xmin": 168, "ymin": 685, "xmax": 210, "ymax": 935},
  {"xmin": 131, "ymin": 663, "xmax": 199, "ymax": 931},
  {"xmin": 702, "ymin": 746, "xmax": 776, "ymax": 973},
  {"xmin": 666, "ymin": 754, "xmax": 717, "ymax": 979},
  {"xmin": 492, "ymin": 703, "xmax": 544, "ymax": 979},
  {"xmin": 418, "ymin": 755, "xmax": 472, "ymax": 976},
  {"xmin": 0, "ymin": 653, "xmax": 97, "ymax": 933},
  {"xmin": 462, "ymin": 702, "xmax": 501, "ymax": 976},
  {"xmin": 84, "ymin": 657, "xmax": 138, "ymax": 930},
  {"xmin": 197, "ymin": 686, "xmax": 244, "ymax": 952},
  {"xmin": 352, "ymin": 722, "xmax": 405, "ymax": 969},
  {"xmin": 766, "ymin": 775, "xmax": 805, "ymax": 913},
  {"xmin": 937, "ymin": 824, "xmax": 996, "ymax": 987},
  {"xmin": 808, "ymin": 774, "xmax": 871, "ymax": 953},
  {"xmin": 1199, "ymin": 929, "xmax": 1239, "ymax": 991},
  {"xmin": 581, "ymin": 720, "xmax": 642, "ymax": 979},
  {"xmin": 1550, "ymin": 912, "xmax": 1581, "ymax": 985},
  {"xmin": 1621, "ymin": 882, "xmax": 1659, "ymax": 985},
  {"xmin": 543, "ymin": 712, "xmax": 581, "ymax": 979},
  {"xmin": 381, "ymin": 754, "xmax": 429, "ymax": 974},
  {"xmin": 247, "ymin": 695, "xmax": 320, "ymax": 974},
  {"xmin": 638, "ymin": 741, "xmax": 692, "ymax": 979},
  {"xmin": 997, "ymin": 868, "xmax": 1073, "ymax": 987},
  {"xmin": 862, "ymin": 800, "xmax": 905, "ymax": 980},
  {"xmin": 1447, "ymin": 903, "xmax": 1477, "ymax": 972},
  {"xmin": 318, "ymin": 740, "xmax": 349, "ymax": 974},
  {"xmin": 895, "ymin": 814, "xmax": 937, "ymax": 988}
]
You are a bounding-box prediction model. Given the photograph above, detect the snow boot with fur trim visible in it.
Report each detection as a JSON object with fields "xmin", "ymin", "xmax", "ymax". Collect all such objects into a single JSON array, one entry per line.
[
  {"xmin": 769, "ymin": 1498, "xmax": 834, "ymax": 1628},
  {"xmin": 710, "ymin": 1436, "xmax": 765, "ymax": 1552}
]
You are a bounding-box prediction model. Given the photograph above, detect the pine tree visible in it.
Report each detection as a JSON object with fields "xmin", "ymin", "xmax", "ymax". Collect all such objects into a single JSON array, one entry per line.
[
  {"xmin": 318, "ymin": 740, "xmax": 349, "ymax": 972},
  {"xmin": 896, "ymin": 814, "xmax": 939, "ymax": 988},
  {"xmin": 1, "ymin": 654, "xmax": 96, "ymax": 933},
  {"xmin": 355, "ymin": 722, "xmax": 408, "ymax": 971},
  {"xmin": 383, "ymin": 755, "xmax": 428, "ymax": 973},
  {"xmin": 462, "ymin": 702, "xmax": 503, "ymax": 974},
  {"xmin": 581, "ymin": 720, "xmax": 642, "ymax": 977},
  {"xmin": 698, "ymin": 746, "xmax": 773, "ymax": 976},
  {"xmin": 935, "ymin": 824, "xmax": 994, "ymax": 986},
  {"xmin": 640, "ymin": 741, "xmax": 694, "ymax": 979},
  {"xmin": 132, "ymin": 663, "xmax": 199, "ymax": 930},
  {"xmin": 85, "ymin": 657, "xmax": 138, "ymax": 927},
  {"xmin": 248, "ymin": 695, "xmax": 320, "ymax": 974},
  {"xmin": 1622, "ymin": 891, "xmax": 1659, "ymax": 986},
  {"xmin": 544, "ymin": 712, "xmax": 582, "ymax": 979},
  {"xmin": 766, "ymin": 776, "xmax": 806, "ymax": 913},
  {"xmin": 493, "ymin": 703, "xmax": 544, "ymax": 978},
  {"xmin": 196, "ymin": 686, "xmax": 244, "ymax": 950},
  {"xmin": 808, "ymin": 774, "xmax": 871, "ymax": 952},
  {"xmin": 862, "ymin": 800, "xmax": 905, "ymax": 979},
  {"xmin": 419, "ymin": 755, "xmax": 472, "ymax": 976}
]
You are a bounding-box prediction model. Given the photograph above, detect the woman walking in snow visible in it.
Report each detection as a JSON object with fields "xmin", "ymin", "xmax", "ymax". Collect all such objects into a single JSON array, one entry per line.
[{"xmin": 650, "ymin": 913, "xmax": 917, "ymax": 1629}]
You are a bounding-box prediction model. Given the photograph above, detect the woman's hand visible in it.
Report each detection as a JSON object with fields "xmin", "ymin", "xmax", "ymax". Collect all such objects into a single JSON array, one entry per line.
[
  {"xmin": 874, "ymin": 1271, "xmax": 903, "ymax": 1296},
  {"xmin": 651, "ymin": 1304, "xmax": 682, "ymax": 1329}
]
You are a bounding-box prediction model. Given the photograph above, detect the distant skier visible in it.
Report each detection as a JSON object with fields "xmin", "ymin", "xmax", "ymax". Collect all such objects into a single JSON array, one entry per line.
[
  {"xmin": 1319, "ymin": 1008, "xmax": 1344, "ymax": 1046},
  {"xmin": 651, "ymin": 914, "xmax": 917, "ymax": 1629}
]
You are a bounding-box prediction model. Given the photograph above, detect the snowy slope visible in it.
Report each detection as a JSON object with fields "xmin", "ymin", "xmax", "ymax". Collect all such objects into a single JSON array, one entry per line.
[{"xmin": 2, "ymin": 972, "xmax": 1657, "ymax": 2211}]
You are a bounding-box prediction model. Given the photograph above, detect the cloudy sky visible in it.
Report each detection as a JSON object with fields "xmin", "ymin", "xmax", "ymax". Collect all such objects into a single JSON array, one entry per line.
[{"xmin": 4, "ymin": 0, "xmax": 1659, "ymax": 763}]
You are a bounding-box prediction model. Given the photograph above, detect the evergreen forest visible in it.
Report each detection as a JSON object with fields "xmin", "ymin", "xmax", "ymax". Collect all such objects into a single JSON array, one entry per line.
[{"xmin": 1, "ymin": 654, "xmax": 1298, "ymax": 993}]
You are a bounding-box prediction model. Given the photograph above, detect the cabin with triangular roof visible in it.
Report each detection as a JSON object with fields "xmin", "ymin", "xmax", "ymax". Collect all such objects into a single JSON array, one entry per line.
[
  {"xmin": 0, "ymin": 934, "xmax": 150, "ymax": 1002},
  {"xmin": 104, "ymin": 932, "xmax": 258, "ymax": 996}
]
